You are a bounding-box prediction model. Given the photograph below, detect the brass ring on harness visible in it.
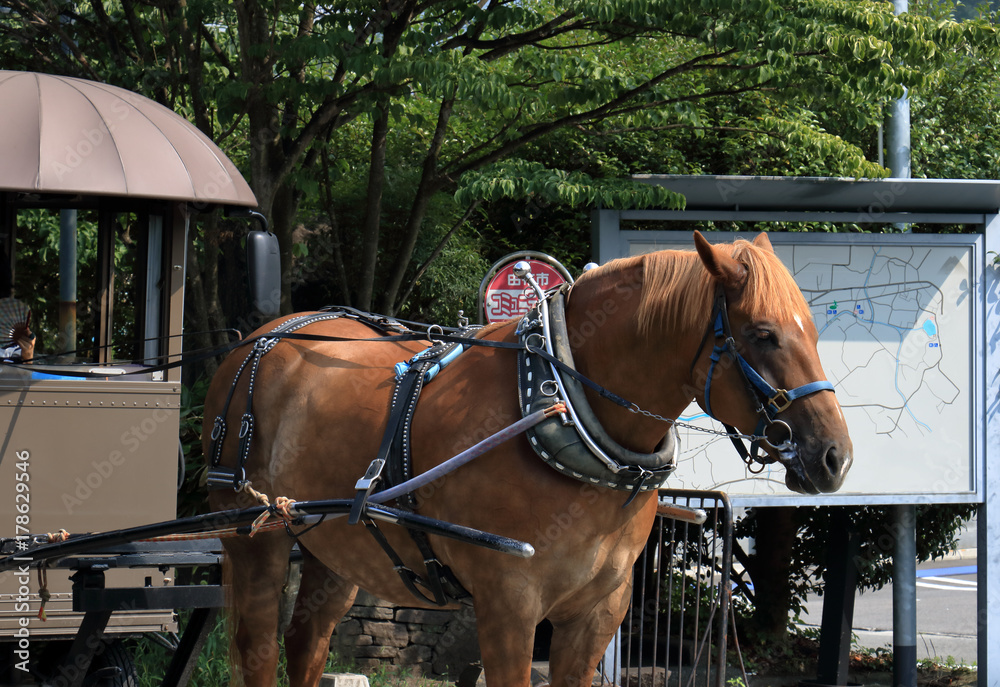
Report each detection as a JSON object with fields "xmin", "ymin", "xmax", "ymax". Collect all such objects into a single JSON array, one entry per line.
[
  {"xmin": 427, "ymin": 324, "xmax": 445, "ymax": 344},
  {"xmin": 540, "ymin": 379, "xmax": 559, "ymax": 397},
  {"xmin": 523, "ymin": 332, "xmax": 545, "ymax": 352}
]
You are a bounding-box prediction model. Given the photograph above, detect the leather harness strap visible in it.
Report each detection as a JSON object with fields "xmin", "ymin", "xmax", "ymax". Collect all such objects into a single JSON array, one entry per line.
[
  {"xmin": 207, "ymin": 312, "xmax": 352, "ymax": 490},
  {"xmin": 698, "ymin": 285, "xmax": 835, "ymax": 471},
  {"xmin": 348, "ymin": 337, "xmax": 476, "ymax": 606},
  {"xmin": 207, "ymin": 307, "xmax": 472, "ymax": 607}
]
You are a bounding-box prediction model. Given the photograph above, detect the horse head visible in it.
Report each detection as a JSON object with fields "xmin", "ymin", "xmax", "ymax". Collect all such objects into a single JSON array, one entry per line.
[{"xmin": 690, "ymin": 231, "xmax": 853, "ymax": 494}]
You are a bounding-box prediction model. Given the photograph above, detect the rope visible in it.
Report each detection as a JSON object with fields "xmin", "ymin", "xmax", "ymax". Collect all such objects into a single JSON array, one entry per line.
[
  {"xmin": 37, "ymin": 566, "xmax": 50, "ymax": 621},
  {"xmin": 32, "ymin": 530, "xmax": 69, "ymax": 620},
  {"xmin": 136, "ymin": 519, "xmax": 289, "ymax": 542},
  {"xmin": 237, "ymin": 483, "xmax": 300, "ymax": 536},
  {"xmin": 135, "ymin": 486, "xmax": 302, "ymax": 543}
]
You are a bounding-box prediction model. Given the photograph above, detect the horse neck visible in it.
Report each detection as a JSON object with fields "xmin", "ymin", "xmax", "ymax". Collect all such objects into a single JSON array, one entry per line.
[{"xmin": 566, "ymin": 264, "xmax": 699, "ymax": 454}]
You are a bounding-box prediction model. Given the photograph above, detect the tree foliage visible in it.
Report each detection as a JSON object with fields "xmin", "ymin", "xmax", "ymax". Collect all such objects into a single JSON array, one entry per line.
[{"xmin": 3, "ymin": 0, "xmax": 997, "ymax": 321}]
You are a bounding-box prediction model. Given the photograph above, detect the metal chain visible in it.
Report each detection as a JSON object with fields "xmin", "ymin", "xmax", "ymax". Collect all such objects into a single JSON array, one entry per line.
[{"xmin": 627, "ymin": 403, "xmax": 769, "ymax": 444}]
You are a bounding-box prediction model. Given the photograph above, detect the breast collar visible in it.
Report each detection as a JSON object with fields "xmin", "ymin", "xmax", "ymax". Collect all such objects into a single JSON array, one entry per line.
[{"xmin": 516, "ymin": 286, "xmax": 677, "ymax": 494}]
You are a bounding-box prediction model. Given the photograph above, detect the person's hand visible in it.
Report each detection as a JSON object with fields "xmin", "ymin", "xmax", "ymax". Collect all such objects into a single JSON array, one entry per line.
[{"xmin": 13, "ymin": 324, "xmax": 34, "ymax": 362}]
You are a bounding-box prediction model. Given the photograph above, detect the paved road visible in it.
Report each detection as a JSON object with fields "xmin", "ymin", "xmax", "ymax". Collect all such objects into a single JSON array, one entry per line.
[{"xmin": 798, "ymin": 554, "xmax": 979, "ymax": 665}]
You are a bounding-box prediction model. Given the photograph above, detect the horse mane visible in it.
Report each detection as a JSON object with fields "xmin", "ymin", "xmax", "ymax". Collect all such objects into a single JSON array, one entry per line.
[{"xmin": 581, "ymin": 238, "xmax": 809, "ymax": 335}]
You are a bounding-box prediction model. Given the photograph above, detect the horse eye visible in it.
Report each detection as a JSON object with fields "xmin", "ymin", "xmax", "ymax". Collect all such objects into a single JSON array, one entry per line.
[{"xmin": 754, "ymin": 329, "xmax": 775, "ymax": 344}]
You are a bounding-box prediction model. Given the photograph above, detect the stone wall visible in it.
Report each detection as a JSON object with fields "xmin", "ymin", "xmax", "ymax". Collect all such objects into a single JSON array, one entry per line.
[{"xmin": 331, "ymin": 591, "xmax": 481, "ymax": 678}]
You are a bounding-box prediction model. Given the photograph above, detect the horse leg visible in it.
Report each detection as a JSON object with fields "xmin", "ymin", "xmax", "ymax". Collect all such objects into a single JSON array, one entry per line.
[
  {"xmin": 224, "ymin": 531, "xmax": 295, "ymax": 687},
  {"xmin": 547, "ymin": 580, "xmax": 633, "ymax": 687},
  {"xmin": 283, "ymin": 546, "xmax": 359, "ymax": 687},
  {"xmin": 475, "ymin": 596, "xmax": 541, "ymax": 687}
]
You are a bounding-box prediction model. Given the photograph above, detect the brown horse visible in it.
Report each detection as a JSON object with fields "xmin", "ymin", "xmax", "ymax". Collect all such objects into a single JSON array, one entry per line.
[{"xmin": 203, "ymin": 231, "xmax": 852, "ymax": 687}]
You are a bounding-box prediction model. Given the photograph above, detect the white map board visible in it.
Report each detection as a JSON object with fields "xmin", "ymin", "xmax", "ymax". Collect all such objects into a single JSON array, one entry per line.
[{"xmin": 618, "ymin": 231, "xmax": 983, "ymax": 506}]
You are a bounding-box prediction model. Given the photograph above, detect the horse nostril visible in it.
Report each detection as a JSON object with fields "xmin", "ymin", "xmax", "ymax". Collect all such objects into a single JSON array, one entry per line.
[{"xmin": 824, "ymin": 444, "xmax": 842, "ymax": 477}]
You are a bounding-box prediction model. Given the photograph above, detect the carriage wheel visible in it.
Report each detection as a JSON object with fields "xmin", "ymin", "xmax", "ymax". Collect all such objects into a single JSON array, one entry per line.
[{"xmin": 85, "ymin": 640, "xmax": 139, "ymax": 687}]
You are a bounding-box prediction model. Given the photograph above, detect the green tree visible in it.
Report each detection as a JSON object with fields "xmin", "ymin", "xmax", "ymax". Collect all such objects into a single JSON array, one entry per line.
[{"xmin": 4, "ymin": 0, "xmax": 994, "ymax": 327}]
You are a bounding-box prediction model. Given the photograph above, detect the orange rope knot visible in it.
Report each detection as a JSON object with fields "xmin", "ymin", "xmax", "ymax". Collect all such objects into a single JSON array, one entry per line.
[
  {"xmin": 273, "ymin": 496, "xmax": 298, "ymax": 521},
  {"xmin": 248, "ymin": 510, "xmax": 271, "ymax": 537},
  {"xmin": 238, "ymin": 483, "xmax": 298, "ymax": 537},
  {"xmin": 248, "ymin": 496, "xmax": 299, "ymax": 537},
  {"xmin": 543, "ymin": 402, "xmax": 567, "ymax": 418},
  {"xmin": 231, "ymin": 482, "xmax": 300, "ymax": 538}
]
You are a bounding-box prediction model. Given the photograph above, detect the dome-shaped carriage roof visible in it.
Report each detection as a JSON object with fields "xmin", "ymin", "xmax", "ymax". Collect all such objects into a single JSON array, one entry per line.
[{"xmin": 0, "ymin": 70, "xmax": 256, "ymax": 206}]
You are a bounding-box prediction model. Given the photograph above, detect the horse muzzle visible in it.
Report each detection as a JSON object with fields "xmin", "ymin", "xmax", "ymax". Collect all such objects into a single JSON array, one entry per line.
[{"xmin": 775, "ymin": 432, "xmax": 853, "ymax": 495}]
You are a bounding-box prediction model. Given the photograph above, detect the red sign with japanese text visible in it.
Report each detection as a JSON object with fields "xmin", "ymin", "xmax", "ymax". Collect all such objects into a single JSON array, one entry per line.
[{"xmin": 483, "ymin": 259, "xmax": 568, "ymax": 324}]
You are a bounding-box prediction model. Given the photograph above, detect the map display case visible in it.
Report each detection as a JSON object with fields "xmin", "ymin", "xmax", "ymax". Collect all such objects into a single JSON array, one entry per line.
[{"xmin": 607, "ymin": 231, "xmax": 982, "ymax": 506}]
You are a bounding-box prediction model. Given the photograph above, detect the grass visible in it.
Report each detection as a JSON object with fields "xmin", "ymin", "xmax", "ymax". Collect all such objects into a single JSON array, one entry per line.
[
  {"xmin": 131, "ymin": 615, "xmax": 443, "ymax": 687},
  {"xmin": 730, "ymin": 628, "xmax": 976, "ymax": 686},
  {"xmin": 131, "ymin": 615, "xmax": 232, "ymax": 687}
]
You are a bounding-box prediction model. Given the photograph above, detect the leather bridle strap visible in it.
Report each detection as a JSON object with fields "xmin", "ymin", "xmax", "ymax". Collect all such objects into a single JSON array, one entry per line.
[{"xmin": 699, "ymin": 286, "xmax": 835, "ymax": 470}]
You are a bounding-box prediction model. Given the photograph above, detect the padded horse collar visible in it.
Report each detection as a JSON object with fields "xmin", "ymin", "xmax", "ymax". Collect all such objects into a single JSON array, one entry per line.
[{"xmin": 517, "ymin": 286, "xmax": 678, "ymax": 494}]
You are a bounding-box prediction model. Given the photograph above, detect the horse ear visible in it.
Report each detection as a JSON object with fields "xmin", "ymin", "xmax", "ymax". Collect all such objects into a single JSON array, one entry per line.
[
  {"xmin": 753, "ymin": 232, "xmax": 775, "ymax": 253},
  {"xmin": 693, "ymin": 230, "xmax": 747, "ymax": 289}
]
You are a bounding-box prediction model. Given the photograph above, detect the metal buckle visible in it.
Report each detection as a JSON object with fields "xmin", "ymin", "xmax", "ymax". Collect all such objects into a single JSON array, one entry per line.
[
  {"xmin": 239, "ymin": 413, "xmax": 254, "ymax": 438},
  {"xmin": 354, "ymin": 458, "xmax": 386, "ymax": 491},
  {"xmin": 524, "ymin": 332, "xmax": 545, "ymax": 352},
  {"xmin": 768, "ymin": 389, "xmax": 792, "ymax": 414},
  {"xmin": 210, "ymin": 416, "xmax": 225, "ymax": 441}
]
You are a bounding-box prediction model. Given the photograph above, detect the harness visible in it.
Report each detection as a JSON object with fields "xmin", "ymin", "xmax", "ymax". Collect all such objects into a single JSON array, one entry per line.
[
  {"xmin": 205, "ymin": 279, "xmax": 836, "ymax": 606},
  {"xmin": 697, "ymin": 285, "xmax": 836, "ymax": 472},
  {"xmin": 346, "ymin": 333, "xmax": 475, "ymax": 607},
  {"xmin": 516, "ymin": 286, "xmax": 677, "ymax": 494},
  {"xmin": 207, "ymin": 308, "xmax": 476, "ymax": 607},
  {"xmin": 206, "ymin": 308, "xmax": 408, "ymax": 490}
]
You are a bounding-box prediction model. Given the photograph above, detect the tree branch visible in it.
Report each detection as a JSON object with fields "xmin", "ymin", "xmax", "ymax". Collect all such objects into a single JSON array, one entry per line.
[
  {"xmin": 380, "ymin": 89, "xmax": 458, "ymax": 313},
  {"xmin": 393, "ymin": 200, "xmax": 482, "ymax": 312},
  {"xmin": 445, "ymin": 48, "xmax": 740, "ymax": 179}
]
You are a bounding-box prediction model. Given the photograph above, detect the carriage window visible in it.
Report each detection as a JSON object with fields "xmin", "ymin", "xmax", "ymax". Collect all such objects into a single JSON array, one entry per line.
[
  {"xmin": 12, "ymin": 209, "xmax": 96, "ymax": 362},
  {"xmin": 11, "ymin": 208, "xmax": 167, "ymax": 370}
]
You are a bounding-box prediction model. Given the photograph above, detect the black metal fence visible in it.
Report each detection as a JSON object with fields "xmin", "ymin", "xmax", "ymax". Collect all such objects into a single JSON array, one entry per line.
[{"xmin": 600, "ymin": 490, "xmax": 735, "ymax": 687}]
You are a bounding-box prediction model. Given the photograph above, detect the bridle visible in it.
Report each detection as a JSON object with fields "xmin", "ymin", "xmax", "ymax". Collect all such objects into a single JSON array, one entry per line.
[{"xmin": 696, "ymin": 285, "xmax": 836, "ymax": 473}]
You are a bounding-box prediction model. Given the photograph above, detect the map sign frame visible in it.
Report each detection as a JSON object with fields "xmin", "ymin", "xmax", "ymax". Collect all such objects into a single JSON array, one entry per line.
[{"xmin": 617, "ymin": 230, "xmax": 984, "ymax": 507}]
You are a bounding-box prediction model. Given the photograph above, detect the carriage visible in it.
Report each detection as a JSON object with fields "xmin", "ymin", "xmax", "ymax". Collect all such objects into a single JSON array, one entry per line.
[
  {"xmin": 0, "ymin": 69, "xmax": 260, "ymax": 684},
  {"xmin": 0, "ymin": 71, "xmax": 852, "ymax": 687}
]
